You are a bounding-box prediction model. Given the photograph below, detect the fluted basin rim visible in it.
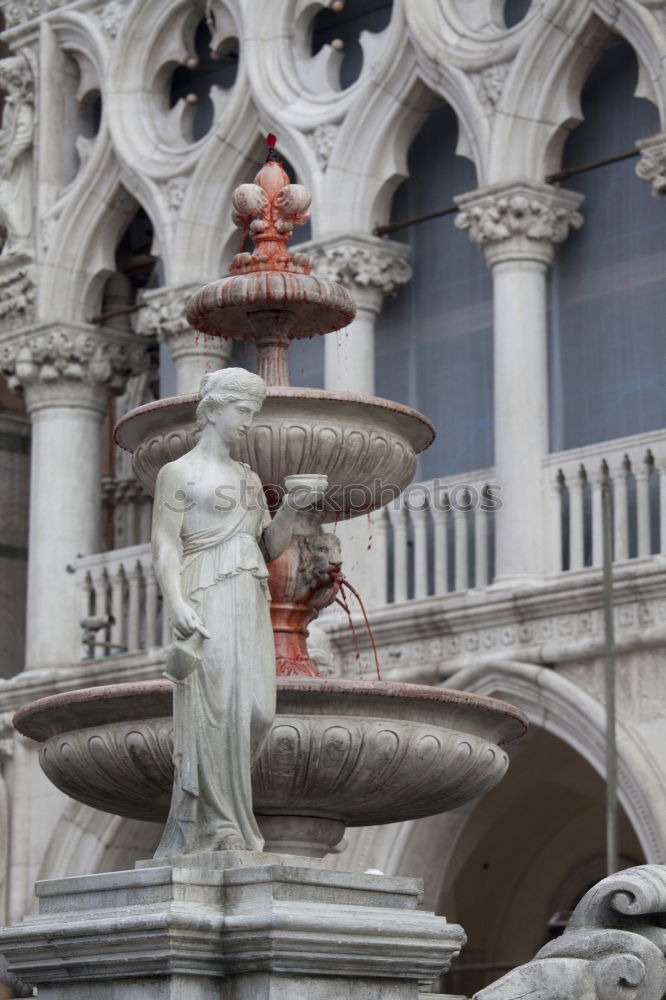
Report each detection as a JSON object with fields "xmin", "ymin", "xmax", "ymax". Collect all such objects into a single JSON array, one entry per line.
[
  {"xmin": 13, "ymin": 678, "xmax": 527, "ymax": 746},
  {"xmin": 113, "ymin": 387, "xmax": 435, "ymax": 456}
]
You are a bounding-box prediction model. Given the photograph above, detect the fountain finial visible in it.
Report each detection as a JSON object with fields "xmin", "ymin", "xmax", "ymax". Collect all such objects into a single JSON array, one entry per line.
[
  {"xmin": 229, "ymin": 135, "xmax": 312, "ymax": 276},
  {"xmin": 185, "ymin": 132, "xmax": 356, "ymax": 377}
]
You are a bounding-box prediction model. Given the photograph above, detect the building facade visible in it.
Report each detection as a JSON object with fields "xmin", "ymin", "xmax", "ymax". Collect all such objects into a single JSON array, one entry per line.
[{"xmin": 0, "ymin": 0, "xmax": 665, "ymax": 992}]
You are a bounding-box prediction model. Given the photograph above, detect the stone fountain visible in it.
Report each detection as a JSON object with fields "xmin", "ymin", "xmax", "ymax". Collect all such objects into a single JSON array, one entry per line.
[{"xmin": 1, "ymin": 141, "xmax": 527, "ymax": 999}]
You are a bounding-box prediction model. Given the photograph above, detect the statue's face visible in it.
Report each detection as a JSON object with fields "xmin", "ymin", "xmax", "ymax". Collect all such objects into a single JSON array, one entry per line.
[{"xmin": 208, "ymin": 398, "xmax": 260, "ymax": 444}]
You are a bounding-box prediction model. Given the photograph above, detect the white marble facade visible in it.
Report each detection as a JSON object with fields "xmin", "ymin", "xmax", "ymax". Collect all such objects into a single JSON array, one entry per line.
[{"xmin": 0, "ymin": 0, "xmax": 665, "ymax": 991}]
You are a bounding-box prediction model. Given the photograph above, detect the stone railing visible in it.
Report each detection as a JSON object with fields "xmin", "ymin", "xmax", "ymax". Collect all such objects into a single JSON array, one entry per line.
[
  {"xmin": 369, "ymin": 469, "xmax": 498, "ymax": 606},
  {"xmin": 544, "ymin": 429, "xmax": 666, "ymax": 573},
  {"xmin": 77, "ymin": 544, "xmax": 168, "ymax": 658}
]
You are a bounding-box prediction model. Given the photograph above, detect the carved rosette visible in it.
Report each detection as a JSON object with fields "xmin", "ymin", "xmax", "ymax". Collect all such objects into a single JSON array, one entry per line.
[
  {"xmin": 0, "ymin": 324, "xmax": 148, "ymax": 413},
  {"xmin": 636, "ymin": 134, "xmax": 666, "ymax": 198},
  {"xmin": 307, "ymin": 234, "xmax": 412, "ymax": 312},
  {"xmin": 455, "ymin": 182, "xmax": 584, "ymax": 267}
]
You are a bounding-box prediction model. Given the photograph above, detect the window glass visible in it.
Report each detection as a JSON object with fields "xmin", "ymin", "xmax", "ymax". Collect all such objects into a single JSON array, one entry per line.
[
  {"xmin": 549, "ymin": 38, "xmax": 665, "ymax": 451},
  {"xmin": 377, "ymin": 102, "xmax": 493, "ymax": 479}
]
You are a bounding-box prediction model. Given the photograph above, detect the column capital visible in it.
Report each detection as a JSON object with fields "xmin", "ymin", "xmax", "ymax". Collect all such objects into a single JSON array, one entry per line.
[
  {"xmin": 302, "ymin": 234, "xmax": 412, "ymax": 311},
  {"xmin": 454, "ymin": 181, "xmax": 584, "ymax": 267},
  {"xmin": 636, "ymin": 133, "xmax": 666, "ymax": 197},
  {"xmin": 0, "ymin": 322, "xmax": 149, "ymax": 414},
  {"xmin": 136, "ymin": 282, "xmax": 232, "ymax": 363}
]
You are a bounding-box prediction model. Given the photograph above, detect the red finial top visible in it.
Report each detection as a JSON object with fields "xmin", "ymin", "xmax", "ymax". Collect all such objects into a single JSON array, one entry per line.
[{"xmin": 266, "ymin": 133, "xmax": 277, "ymax": 148}]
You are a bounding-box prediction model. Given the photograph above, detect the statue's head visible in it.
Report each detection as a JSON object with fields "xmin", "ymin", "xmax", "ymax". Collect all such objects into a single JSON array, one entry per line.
[
  {"xmin": 0, "ymin": 55, "xmax": 32, "ymax": 101},
  {"xmin": 195, "ymin": 367, "xmax": 266, "ymax": 436}
]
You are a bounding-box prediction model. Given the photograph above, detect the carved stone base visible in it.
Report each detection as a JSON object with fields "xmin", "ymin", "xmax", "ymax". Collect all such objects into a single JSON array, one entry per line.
[{"xmin": 0, "ymin": 860, "xmax": 465, "ymax": 999}]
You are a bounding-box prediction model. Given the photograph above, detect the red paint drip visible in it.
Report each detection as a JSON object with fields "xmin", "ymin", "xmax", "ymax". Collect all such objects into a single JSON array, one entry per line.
[
  {"xmin": 335, "ymin": 590, "xmax": 362, "ymax": 670},
  {"xmin": 337, "ymin": 576, "xmax": 382, "ymax": 681}
]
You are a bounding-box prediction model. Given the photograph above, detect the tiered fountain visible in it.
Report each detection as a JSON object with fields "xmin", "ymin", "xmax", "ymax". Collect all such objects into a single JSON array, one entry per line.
[{"xmin": 2, "ymin": 141, "xmax": 527, "ymax": 1000}]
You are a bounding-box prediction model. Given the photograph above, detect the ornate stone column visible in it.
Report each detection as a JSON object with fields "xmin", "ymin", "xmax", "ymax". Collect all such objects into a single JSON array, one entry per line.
[
  {"xmin": 455, "ymin": 181, "xmax": 584, "ymax": 583},
  {"xmin": 307, "ymin": 234, "xmax": 412, "ymax": 395},
  {"xmin": 0, "ymin": 323, "xmax": 146, "ymax": 668},
  {"xmin": 636, "ymin": 132, "xmax": 666, "ymax": 197},
  {"xmin": 137, "ymin": 284, "xmax": 232, "ymax": 395}
]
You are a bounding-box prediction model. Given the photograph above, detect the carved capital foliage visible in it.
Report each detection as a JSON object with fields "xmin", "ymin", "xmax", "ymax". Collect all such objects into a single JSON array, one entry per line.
[
  {"xmin": 307, "ymin": 235, "xmax": 412, "ymax": 307},
  {"xmin": 0, "ymin": 323, "xmax": 148, "ymax": 411},
  {"xmin": 136, "ymin": 284, "xmax": 200, "ymax": 343},
  {"xmin": 455, "ymin": 182, "xmax": 584, "ymax": 267},
  {"xmin": 0, "ymin": 255, "xmax": 35, "ymax": 334},
  {"xmin": 636, "ymin": 134, "xmax": 666, "ymax": 198},
  {"xmin": 474, "ymin": 866, "xmax": 666, "ymax": 1000}
]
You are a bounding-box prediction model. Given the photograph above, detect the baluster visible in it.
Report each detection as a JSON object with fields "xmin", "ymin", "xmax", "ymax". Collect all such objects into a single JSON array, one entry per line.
[
  {"xmin": 548, "ymin": 470, "xmax": 565, "ymax": 574},
  {"xmin": 90, "ymin": 567, "xmax": 109, "ymax": 653},
  {"xmin": 590, "ymin": 462, "xmax": 606, "ymax": 568},
  {"xmin": 635, "ymin": 452, "xmax": 652, "ymax": 558},
  {"xmin": 144, "ymin": 560, "xmax": 159, "ymax": 648},
  {"xmin": 453, "ymin": 500, "xmax": 469, "ymax": 592},
  {"xmin": 368, "ymin": 507, "xmax": 389, "ymax": 608},
  {"xmin": 388, "ymin": 504, "xmax": 409, "ymax": 604},
  {"xmin": 658, "ymin": 458, "xmax": 666, "ymax": 555},
  {"xmin": 110, "ymin": 563, "xmax": 126, "ymax": 651},
  {"xmin": 430, "ymin": 504, "xmax": 449, "ymax": 596},
  {"xmin": 127, "ymin": 560, "xmax": 142, "ymax": 652},
  {"xmin": 611, "ymin": 456, "xmax": 630, "ymax": 561},
  {"xmin": 411, "ymin": 506, "xmax": 429, "ymax": 600},
  {"xmin": 568, "ymin": 466, "xmax": 586, "ymax": 571},
  {"xmin": 140, "ymin": 497, "xmax": 152, "ymax": 545},
  {"xmin": 474, "ymin": 487, "xmax": 489, "ymax": 587}
]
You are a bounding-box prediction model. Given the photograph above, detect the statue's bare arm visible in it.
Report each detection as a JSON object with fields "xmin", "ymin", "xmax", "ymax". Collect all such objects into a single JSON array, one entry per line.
[
  {"xmin": 261, "ymin": 483, "xmax": 325, "ymax": 562},
  {"xmin": 152, "ymin": 464, "xmax": 208, "ymax": 641}
]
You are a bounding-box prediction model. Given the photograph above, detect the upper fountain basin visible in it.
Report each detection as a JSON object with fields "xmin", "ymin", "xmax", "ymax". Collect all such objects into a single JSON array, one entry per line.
[
  {"xmin": 14, "ymin": 678, "xmax": 527, "ymax": 855},
  {"xmin": 114, "ymin": 387, "xmax": 435, "ymax": 521}
]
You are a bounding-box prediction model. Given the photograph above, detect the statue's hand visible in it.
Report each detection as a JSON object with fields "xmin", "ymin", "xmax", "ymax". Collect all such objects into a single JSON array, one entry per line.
[{"xmin": 170, "ymin": 601, "xmax": 210, "ymax": 641}]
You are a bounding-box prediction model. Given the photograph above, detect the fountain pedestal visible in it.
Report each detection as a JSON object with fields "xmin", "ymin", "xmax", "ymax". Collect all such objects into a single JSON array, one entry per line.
[{"xmin": 0, "ymin": 855, "xmax": 464, "ymax": 999}]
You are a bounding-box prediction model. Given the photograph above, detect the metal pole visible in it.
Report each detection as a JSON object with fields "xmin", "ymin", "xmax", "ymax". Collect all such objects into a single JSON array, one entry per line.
[{"xmin": 602, "ymin": 479, "xmax": 619, "ymax": 875}]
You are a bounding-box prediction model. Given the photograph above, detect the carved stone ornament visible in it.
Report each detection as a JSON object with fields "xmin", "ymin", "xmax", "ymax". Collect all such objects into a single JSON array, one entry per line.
[
  {"xmin": 305, "ymin": 122, "xmax": 340, "ymax": 169},
  {"xmin": 99, "ymin": 0, "xmax": 127, "ymax": 38},
  {"xmin": 636, "ymin": 134, "xmax": 666, "ymax": 198},
  {"xmin": 475, "ymin": 61, "xmax": 512, "ymax": 109},
  {"xmin": 165, "ymin": 175, "xmax": 189, "ymax": 216},
  {"xmin": 136, "ymin": 283, "xmax": 200, "ymax": 343},
  {"xmin": 0, "ymin": 255, "xmax": 35, "ymax": 333},
  {"xmin": 0, "ymin": 324, "xmax": 148, "ymax": 411},
  {"xmin": 308, "ymin": 234, "xmax": 412, "ymax": 303},
  {"xmin": 474, "ymin": 865, "xmax": 666, "ymax": 1000},
  {"xmin": 0, "ymin": 53, "xmax": 35, "ymax": 257},
  {"xmin": 455, "ymin": 181, "xmax": 584, "ymax": 266}
]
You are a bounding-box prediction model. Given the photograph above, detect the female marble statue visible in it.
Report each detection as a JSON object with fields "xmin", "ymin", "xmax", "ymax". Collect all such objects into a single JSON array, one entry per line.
[
  {"xmin": 151, "ymin": 368, "xmax": 322, "ymax": 856},
  {"xmin": 0, "ymin": 55, "xmax": 34, "ymax": 256}
]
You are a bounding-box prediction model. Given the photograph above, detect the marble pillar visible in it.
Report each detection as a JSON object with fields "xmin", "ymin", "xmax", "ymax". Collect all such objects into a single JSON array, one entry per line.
[
  {"xmin": 1, "ymin": 323, "xmax": 146, "ymax": 668},
  {"xmin": 455, "ymin": 181, "xmax": 584, "ymax": 584}
]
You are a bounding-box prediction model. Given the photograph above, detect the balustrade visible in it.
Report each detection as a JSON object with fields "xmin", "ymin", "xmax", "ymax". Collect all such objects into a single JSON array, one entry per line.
[
  {"xmin": 75, "ymin": 435, "xmax": 666, "ymax": 653},
  {"xmin": 544, "ymin": 429, "xmax": 666, "ymax": 573}
]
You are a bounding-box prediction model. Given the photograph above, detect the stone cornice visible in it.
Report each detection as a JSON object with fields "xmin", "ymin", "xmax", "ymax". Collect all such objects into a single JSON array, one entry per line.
[
  {"xmin": 454, "ymin": 181, "xmax": 584, "ymax": 267},
  {"xmin": 0, "ymin": 322, "xmax": 149, "ymax": 413},
  {"xmin": 301, "ymin": 234, "xmax": 412, "ymax": 311},
  {"xmin": 636, "ymin": 133, "xmax": 666, "ymax": 198}
]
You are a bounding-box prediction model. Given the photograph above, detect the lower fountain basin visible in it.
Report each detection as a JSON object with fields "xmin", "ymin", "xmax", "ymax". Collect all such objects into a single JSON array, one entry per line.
[
  {"xmin": 114, "ymin": 387, "xmax": 435, "ymax": 520},
  {"xmin": 14, "ymin": 679, "xmax": 527, "ymax": 858}
]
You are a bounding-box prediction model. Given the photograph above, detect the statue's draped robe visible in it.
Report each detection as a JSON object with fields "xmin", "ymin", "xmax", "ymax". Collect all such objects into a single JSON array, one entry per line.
[{"xmin": 156, "ymin": 466, "xmax": 274, "ymax": 856}]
